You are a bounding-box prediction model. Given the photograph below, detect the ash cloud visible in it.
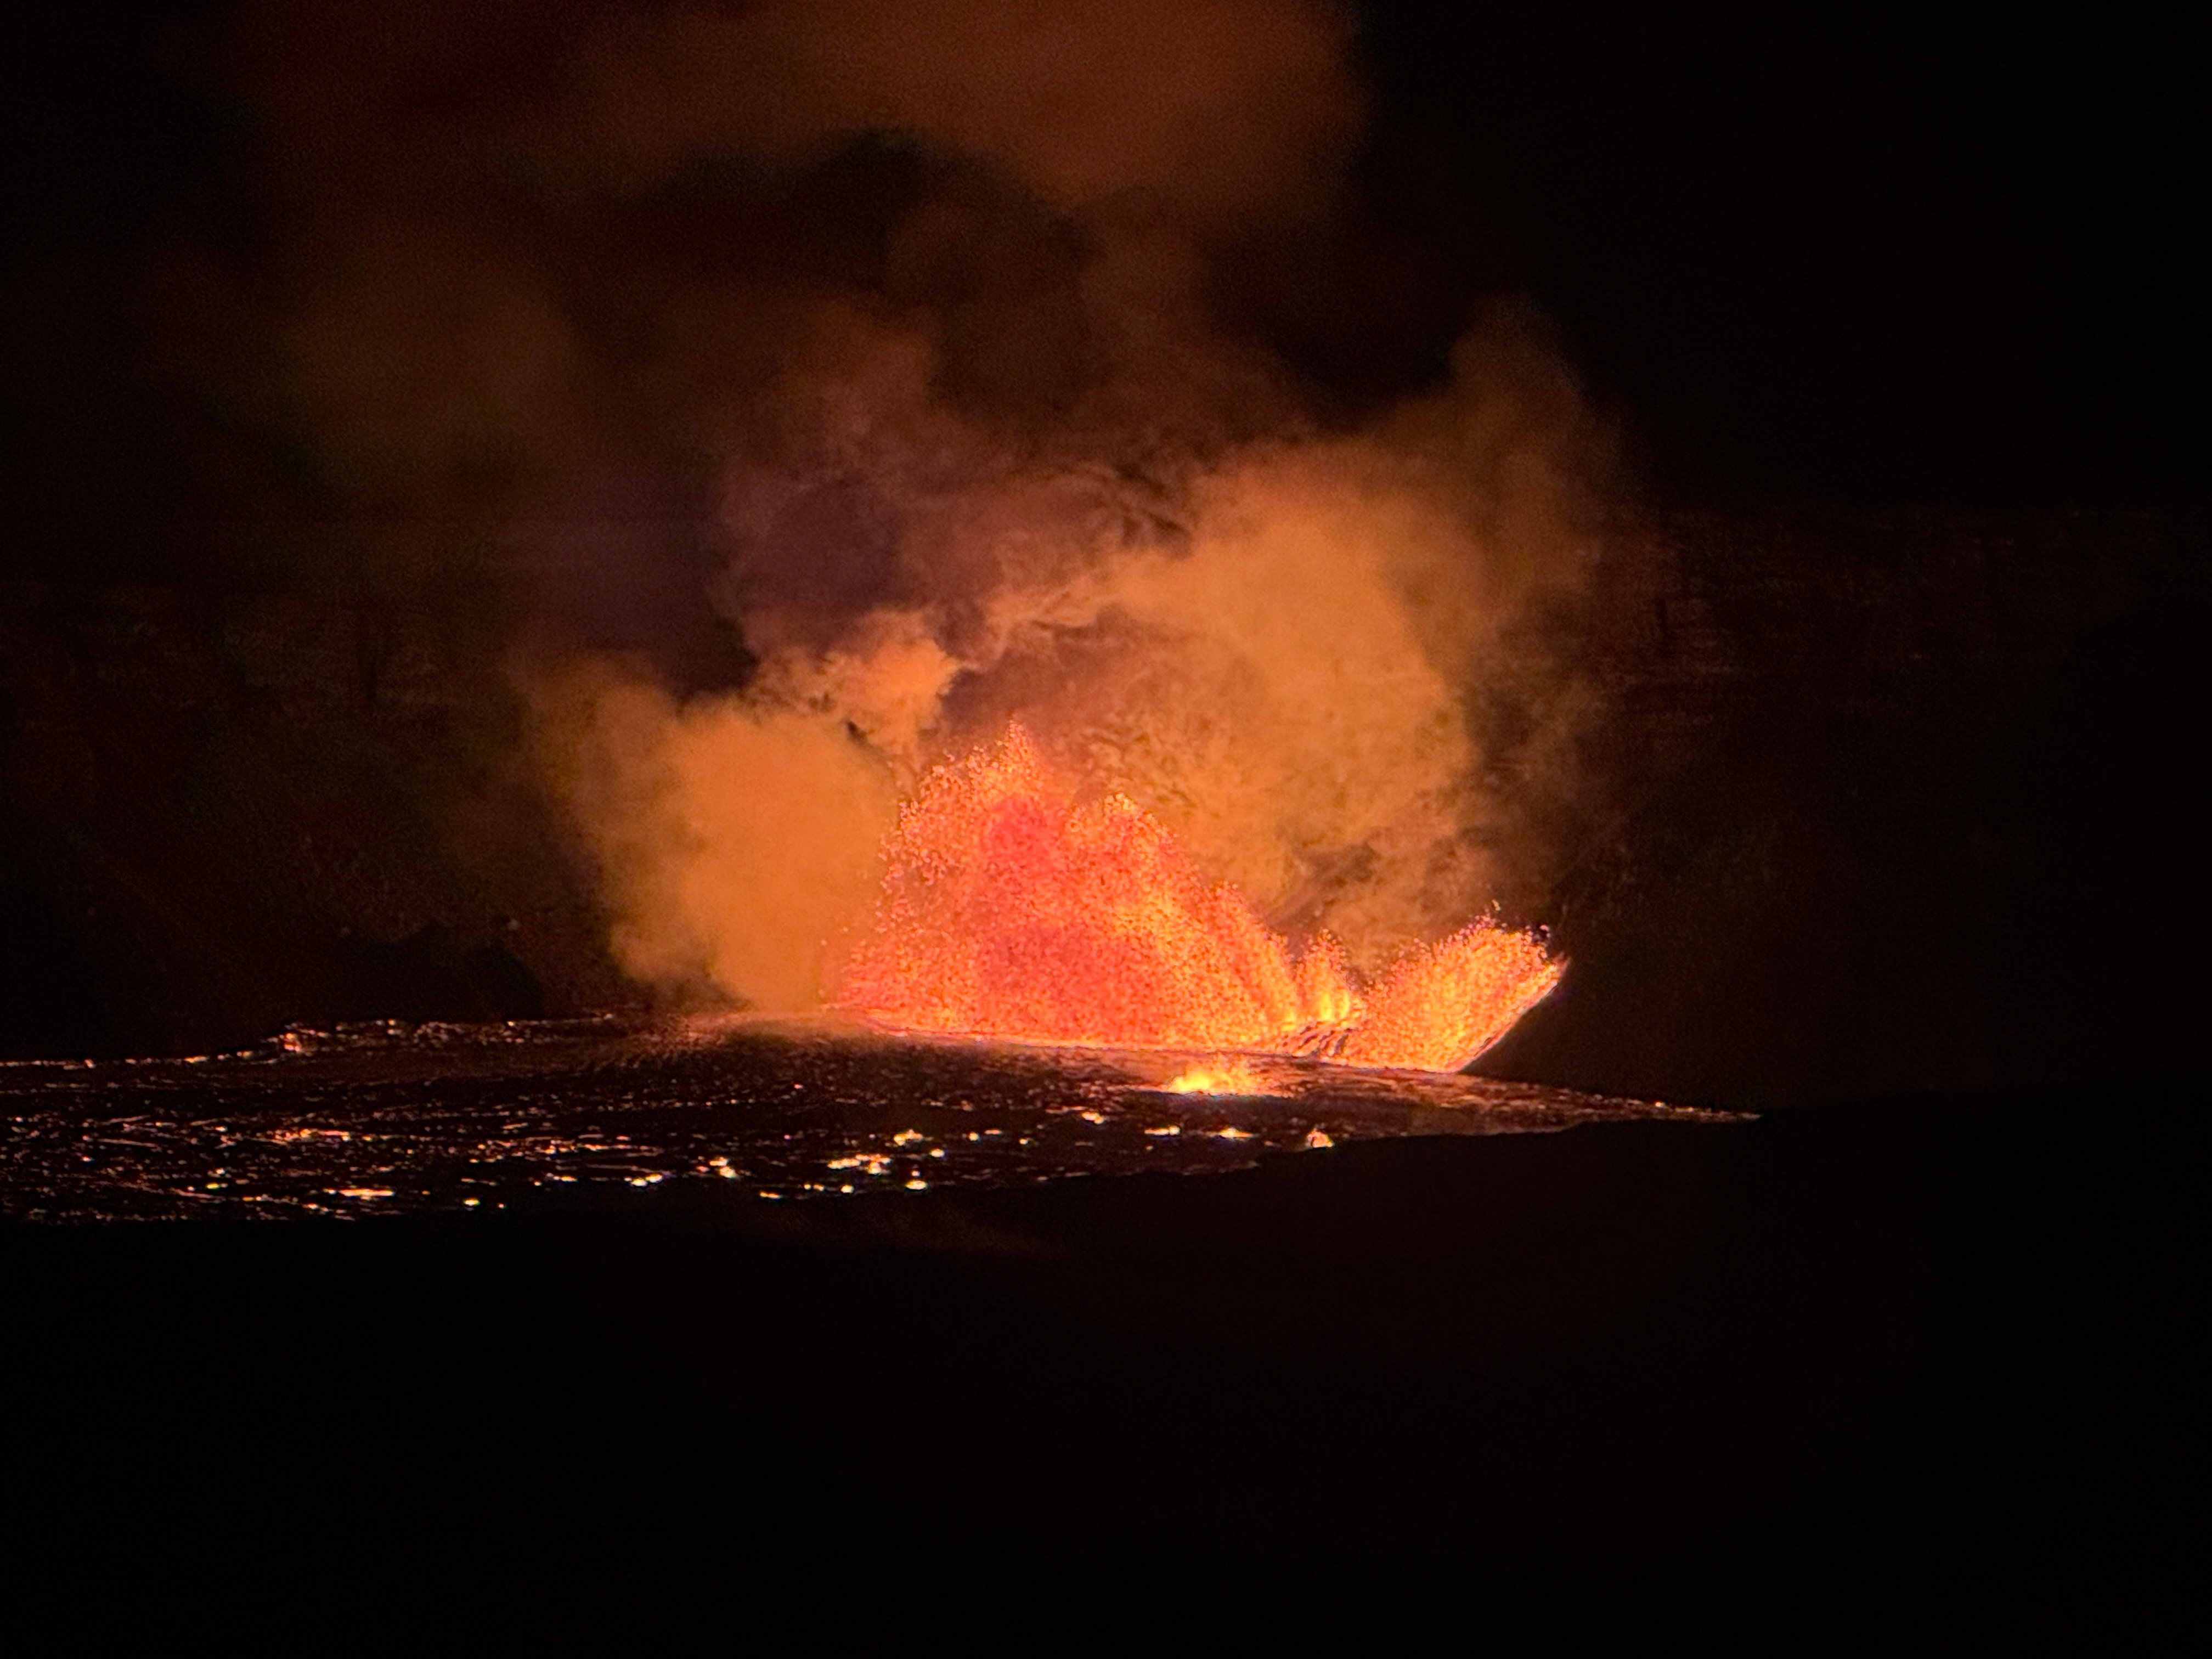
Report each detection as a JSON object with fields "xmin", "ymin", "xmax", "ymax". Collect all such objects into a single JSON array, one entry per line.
[{"xmin": 179, "ymin": 0, "xmax": 1618, "ymax": 1013}]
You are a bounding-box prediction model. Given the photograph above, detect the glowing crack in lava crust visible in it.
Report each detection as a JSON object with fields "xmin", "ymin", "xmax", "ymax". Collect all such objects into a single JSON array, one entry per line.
[{"xmin": 837, "ymin": 729, "xmax": 1564, "ymax": 1073}]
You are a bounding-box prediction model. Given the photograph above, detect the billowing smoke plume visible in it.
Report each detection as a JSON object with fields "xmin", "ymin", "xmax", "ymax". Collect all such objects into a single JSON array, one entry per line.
[
  {"xmin": 537, "ymin": 306, "xmax": 1606, "ymax": 1008},
  {"xmin": 197, "ymin": 0, "xmax": 1615, "ymax": 1014}
]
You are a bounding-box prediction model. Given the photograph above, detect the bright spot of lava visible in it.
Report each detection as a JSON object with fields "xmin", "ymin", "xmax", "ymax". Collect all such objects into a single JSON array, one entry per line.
[
  {"xmin": 837, "ymin": 727, "xmax": 1564, "ymax": 1073},
  {"xmin": 1162, "ymin": 1057, "xmax": 1274, "ymax": 1096}
]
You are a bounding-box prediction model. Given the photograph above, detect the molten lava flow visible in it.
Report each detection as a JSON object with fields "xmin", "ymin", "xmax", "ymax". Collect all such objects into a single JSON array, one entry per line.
[
  {"xmin": 837, "ymin": 727, "xmax": 1562, "ymax": 1073},
  {"xmin": 1336, "ymin": 921, "xmax": 1566, "ymax": 1074}
]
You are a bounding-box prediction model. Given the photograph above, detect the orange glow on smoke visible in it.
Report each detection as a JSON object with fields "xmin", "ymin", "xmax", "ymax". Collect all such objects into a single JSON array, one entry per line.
[{"xmin": 837, "ymin": 727, "xmax": 1563, "ymax": 1073}]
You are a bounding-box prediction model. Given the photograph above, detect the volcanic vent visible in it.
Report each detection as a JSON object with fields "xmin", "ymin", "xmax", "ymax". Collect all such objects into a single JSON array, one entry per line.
[
  {"xmin": 838, "ymin": 726, "xmax": 1563, "ymax": 1073},
  {"xmin": 515, "ymin": 0, "xmax": 1611, "ymax": 1070}
]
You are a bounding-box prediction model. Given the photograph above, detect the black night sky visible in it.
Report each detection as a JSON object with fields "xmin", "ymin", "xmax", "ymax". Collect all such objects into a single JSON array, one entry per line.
[{"xmin": 6, "ymin": 5, "xmax": 2201, "ymax": 518}]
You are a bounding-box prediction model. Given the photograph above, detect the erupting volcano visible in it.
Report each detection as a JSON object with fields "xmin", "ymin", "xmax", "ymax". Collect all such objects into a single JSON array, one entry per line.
[{"xmin": 837, "ymin": 728, "xmax": 1563, "ymax": 1073}]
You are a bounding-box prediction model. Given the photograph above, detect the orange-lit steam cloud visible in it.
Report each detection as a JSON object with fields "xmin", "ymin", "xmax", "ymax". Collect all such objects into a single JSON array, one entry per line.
[
  {"xmin": 195, "ymin": 1, "xmax": 1613, "ymax": 1046},
  {"xmin": 549, "ymin": 301, "xmax": 1606, "ymax": 1018},
  {"xmin": 534, "ymin": 657, "xmax": 898, "ymax": 1011}
]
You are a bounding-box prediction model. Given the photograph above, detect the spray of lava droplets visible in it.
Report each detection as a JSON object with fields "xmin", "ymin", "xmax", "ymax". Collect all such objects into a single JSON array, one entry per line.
[{"xmin": 836, "ymin": 727, "xmax": 1564, "ymax": 1072}]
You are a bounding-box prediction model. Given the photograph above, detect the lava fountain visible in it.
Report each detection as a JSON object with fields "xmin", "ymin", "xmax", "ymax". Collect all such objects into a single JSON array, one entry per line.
[{"xmin": 837, "ymin": 727, "xmax": 1563, "ymax": 1073}]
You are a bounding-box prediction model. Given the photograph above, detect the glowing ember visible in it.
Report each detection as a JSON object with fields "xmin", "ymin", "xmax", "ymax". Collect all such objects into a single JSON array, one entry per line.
[
  {"xmin": 837, "ymin": 727, "xmax": 1563, "ymax": 1073},
  {"xmin": 1163, "ymin": 1057, "xmax": 1274, "ymax": 1096}
]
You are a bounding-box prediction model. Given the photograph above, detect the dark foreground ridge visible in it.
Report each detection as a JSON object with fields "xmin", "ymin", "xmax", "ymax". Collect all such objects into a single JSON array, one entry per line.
[{"xmin": 3, "ymin": 1075, "xmax": 2192, "ymax": 1626}]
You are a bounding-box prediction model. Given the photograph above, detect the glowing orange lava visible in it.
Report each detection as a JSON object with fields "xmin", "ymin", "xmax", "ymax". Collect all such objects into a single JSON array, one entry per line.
[
  {"xmin": 837, "ymin": 727, "xmax": 1562, "ymax": 1073},
  {"xmin": 1162, "ymin": 1057, "xmax": 1275, "ymax": 1096}
]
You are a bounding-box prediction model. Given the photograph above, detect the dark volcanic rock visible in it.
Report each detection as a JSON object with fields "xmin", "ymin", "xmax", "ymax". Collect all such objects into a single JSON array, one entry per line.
[{"xmin": 1, "ymin": 1075, "xmax": 2190, "ymax": 1622}]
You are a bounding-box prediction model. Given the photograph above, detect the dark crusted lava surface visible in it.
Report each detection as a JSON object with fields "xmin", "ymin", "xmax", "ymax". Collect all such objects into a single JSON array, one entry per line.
[{"xmin": 1, "ymin": 1016, "xmax": 1713, "ymax": 1221}]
